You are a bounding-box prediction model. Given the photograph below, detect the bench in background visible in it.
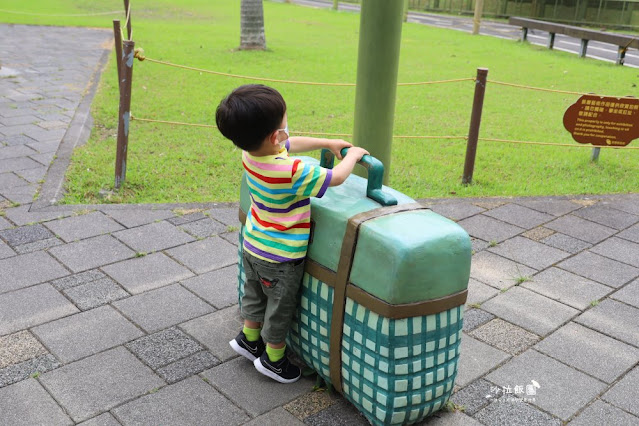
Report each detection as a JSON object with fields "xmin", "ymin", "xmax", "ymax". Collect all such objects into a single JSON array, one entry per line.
[{"xmin": 508, "ymin": 16, "xmax": 639, "ymax": 65}]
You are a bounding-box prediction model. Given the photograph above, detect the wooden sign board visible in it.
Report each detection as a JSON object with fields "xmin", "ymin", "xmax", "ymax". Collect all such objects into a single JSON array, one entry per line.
[{"xmin": 563, "ymin": 95, "xmax": 639, "ymax": 147}]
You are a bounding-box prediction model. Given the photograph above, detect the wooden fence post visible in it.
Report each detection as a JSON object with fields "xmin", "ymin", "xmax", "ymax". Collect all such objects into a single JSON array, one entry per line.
[
  {"xmin": 112, "ymin": 20, "xmax": 123, "ymax": 92},
  {"xmin": 115, "ymin": 40, "xmax": 135, "ymax": 190},
  {"xmin": 462, "ymin": 68, "xmax": 488, "ymax": 185}
]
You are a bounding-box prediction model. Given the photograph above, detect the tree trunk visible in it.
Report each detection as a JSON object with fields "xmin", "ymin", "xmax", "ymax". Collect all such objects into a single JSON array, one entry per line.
[{"xmin": 240, "ymin": 0, "xmax": 266, "ymax": 50}]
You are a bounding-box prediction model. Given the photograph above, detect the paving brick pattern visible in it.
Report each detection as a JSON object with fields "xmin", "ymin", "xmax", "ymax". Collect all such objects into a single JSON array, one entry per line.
[
  {"xmin": 465, "ymin": 278, "xmax": 499, "ymax": 306},
  {"xmin": 541, "ymin": 232, "xmax": 592, "ymax": 254},
  {"xmin": 113, "ymin": 221, "xmax": 195, "ymax": 253},
  {"xmin": 32, "ymin": 306, "xmax": 144, "ymax": 363},
  {"xmin": 450, "ymin": 378, "xmax": 501, "ymax": 416},
  {"xmin": 470, "ymin": 319, "xmax": 540, "ymax": 355},
  {"xmin": 618, "ymin": 223, "xmax": 639, "ymax": 244},
  {"xmin": 112, "ymin": 376, "xmax": 249, "ymax": 425},
  {"xmin": 0, "ymin": 331, "xmax": 47, "ymax": 369},
  {"xmin": 62, "ymin": 277, "xmax": 129, "ymax": 311},
  {"xmin": 461, "ymin": 308, "xmax": 495, "ymax": 332},
  {"xmin": 483, "ymin": 203, "xmax": 554, "ymax": 229},
  {"xmin": 44, "ymin": 212, "xmax": 124, "ymax": 242},
  {"xmin": 486, "ymin": 350, "xmax": 607, "ymax": 420},
  {"xmin": 0, "ymin": 239, "xmax": 14, "ymax": 259},
  {"xmin": 1, "ymin": 22, "xmax": 638, "ymax": 426},
  {"xmin": 534, "ymin": 322, "xmax": 639, "ymax": 384},
  {"xmin": 125, "ymin": 327, "xmax": 205, "ymax": 370},
  {"xmin": 101, "ymin": 252, "xmax": 194, "ymax": 294},
  {"xmin": 0, "ymin": 379, "xmax": 73, "ymax": 425},
  {"xmin": 487, "ymin": 236, "xmax": 571, "ymax": 270},
  {"xmin": 474, "ymin": 395, "xmax": 563, "ymax": 426},
  {"xmin": 524, "ymin": 267, "xmax": 612, "ymax": 310}
]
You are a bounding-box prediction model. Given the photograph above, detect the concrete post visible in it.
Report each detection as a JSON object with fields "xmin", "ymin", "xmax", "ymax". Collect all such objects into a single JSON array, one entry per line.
[{"xmin": 352, "ymin": 0, "xmax": 404, "ymax": 184}]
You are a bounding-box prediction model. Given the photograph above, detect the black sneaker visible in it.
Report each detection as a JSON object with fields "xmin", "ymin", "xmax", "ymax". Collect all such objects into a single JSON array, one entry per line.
[
  {"xmin": 253, "ymin": 350, "xmax": 301, "ymax": 384},
  {"xmin": 229, "ymin": 331, "xmax": 265, "ymax": 362}
]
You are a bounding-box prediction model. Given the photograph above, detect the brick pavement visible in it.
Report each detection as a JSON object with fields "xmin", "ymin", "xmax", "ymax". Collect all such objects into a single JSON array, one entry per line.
[{"xmin": 1, "ymin": 23, "xmax": 639, "ymax": 425}]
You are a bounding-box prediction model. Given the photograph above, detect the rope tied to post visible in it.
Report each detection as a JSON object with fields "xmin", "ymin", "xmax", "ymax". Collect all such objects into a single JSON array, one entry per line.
[
  {"xmin": 129, "ymin": 47, "xmax": 624, "ymax": 98},
  {"xmin": 128, "ymin": 116, "xmax": 639, "ymax": 149},
  {"xmin": 131, "ymin": 50, "xmax": 474, "ymax": 87},
  {"xmin": 134, "ymin": 48, "xmax": 146, "ymax": 61},
  {"xmin": 488, "ymin": 80, "xmax": 588, "ymax": 96}
]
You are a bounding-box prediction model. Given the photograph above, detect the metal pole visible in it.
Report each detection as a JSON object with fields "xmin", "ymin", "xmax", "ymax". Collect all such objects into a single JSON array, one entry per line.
[
  {"xmin": 352, "ymin": 0, "xmax": 404, "ymax": 184},
  {"xmin": 113, "ymin": 20, "xmax": 123, "ymax": 92},
  {"xmin": 123, "ymin": 0, "xmax": 132, "ymax": 40},
  {"xmin": 115, "ymin": 40, "xmax": 135, "ymax": 190},
  {"xmin": 591, "ymin": 147, "xmax": 601, "ymax": 162},
  {"xmin": 462, "ymin": 68, "xmax": 488, "ymax": 185},
  {"xmin": 473, "ymin": 0, "xmax": 484, "ymax": 34},
  {"xmin": 580, "ymin": 39, "xmax": 588, "ymax": 57},
  {"xmin": 617, "ymin": 46, "xmax": 626, "ymax": 65}
]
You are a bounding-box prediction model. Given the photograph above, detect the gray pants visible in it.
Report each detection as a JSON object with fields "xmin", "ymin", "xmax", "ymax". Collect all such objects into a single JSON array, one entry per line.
[{"xmin": 241, "ymin": 252, "xmax": 305, "ymax": 343}]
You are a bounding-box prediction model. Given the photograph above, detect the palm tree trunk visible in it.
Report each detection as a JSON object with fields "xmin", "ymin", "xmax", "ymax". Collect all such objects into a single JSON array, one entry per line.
[{"xmin": 240, "ymin": 0, "xmax": 266, "ymax": 50}]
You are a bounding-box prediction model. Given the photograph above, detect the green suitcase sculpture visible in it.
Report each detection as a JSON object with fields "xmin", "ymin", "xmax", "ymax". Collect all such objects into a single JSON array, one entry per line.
[{"xmin": 237, "ymin": 149, "xmax": 471, "ymax": 425}]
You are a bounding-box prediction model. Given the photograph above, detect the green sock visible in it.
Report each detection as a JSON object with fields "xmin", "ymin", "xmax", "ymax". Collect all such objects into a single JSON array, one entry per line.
[
  {"xmin": 266, "ymin": 345, "xmax": 286, "ymax": 362},
  {"xmin": 243, "ymin": 326, "xmax": 261, "ymax": 342}
]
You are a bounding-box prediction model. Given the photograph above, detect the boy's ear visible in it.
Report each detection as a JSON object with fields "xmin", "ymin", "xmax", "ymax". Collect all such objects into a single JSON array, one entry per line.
[{"xmin": 267, "ymin": 130, "xmax": 279, "ymax": 146}]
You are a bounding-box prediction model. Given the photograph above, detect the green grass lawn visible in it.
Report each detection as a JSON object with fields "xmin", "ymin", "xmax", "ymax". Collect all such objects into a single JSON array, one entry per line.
[{"xmin": 2, "ymin": 0, "xmax": 638, "ymax": 203}]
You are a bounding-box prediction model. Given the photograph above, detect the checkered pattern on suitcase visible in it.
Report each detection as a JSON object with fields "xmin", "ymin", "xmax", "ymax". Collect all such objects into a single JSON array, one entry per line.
[
  {"xmin": 237, "ymin": 225, "xmax": 464, "ymax": 425},
  {"xmin": 339, "ymin": 300, "xmax": 462, "ymax": 425}
]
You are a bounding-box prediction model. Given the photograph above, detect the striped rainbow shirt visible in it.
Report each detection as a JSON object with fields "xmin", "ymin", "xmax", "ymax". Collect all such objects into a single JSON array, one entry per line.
[{"xmin": 243, "ymin": 142, "xmax": 332, "ymax": 263}]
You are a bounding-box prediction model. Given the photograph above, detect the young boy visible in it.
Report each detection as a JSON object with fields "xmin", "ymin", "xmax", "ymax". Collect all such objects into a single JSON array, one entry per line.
[{"xmin": 216, "ymin": 84, "xmax": 368, "ymax": 383}]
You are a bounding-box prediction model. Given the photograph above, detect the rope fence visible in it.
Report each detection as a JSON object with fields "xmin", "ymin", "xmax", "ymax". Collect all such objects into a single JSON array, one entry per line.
[
  {"xmin": 109, "ymin": 1, "xmax": 637, "ymax": 190},
  {"xmin": 488, "ymin": 80, "xmax": 589, "ymax": 96},
  {"xmin": 133, "ymin": 51, "xmax": 474, "ymax": 87},
  {"xmin": 132, "ymin": 50, "xmax": 634, "ymax": 98},
  {"xmin": 129, "ymin": 116, "xmax": 639, "ymax": 149},
  {"xmin": 478, "ymin": 137, "xmax": 639, "ymax": 149}
]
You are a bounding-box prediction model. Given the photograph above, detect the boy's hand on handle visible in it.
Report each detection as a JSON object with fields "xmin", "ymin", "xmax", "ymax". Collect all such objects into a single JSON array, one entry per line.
[
  {"xmin": 328, "ymin": 146, "xmax": 371, "ymax": 187},
  {"xmin": 344, "ymin": 146, "xmax": 369, "ymax": 162},
  {"xmin": 328, "ymin": 139, "xmax": 353, "ymax": 160}
]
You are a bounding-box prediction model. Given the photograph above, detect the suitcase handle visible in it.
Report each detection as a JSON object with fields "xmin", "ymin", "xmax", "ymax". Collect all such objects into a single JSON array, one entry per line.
[{"xmin": 320, "ymin": 148, "xmax": 398, "ymax": 206}]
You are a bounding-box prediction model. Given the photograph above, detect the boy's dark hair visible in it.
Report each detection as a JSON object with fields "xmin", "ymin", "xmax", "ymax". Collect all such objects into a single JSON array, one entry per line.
[{"xmin": 216, "ymin": 84, "xmax": 287, "ymax": 151}]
